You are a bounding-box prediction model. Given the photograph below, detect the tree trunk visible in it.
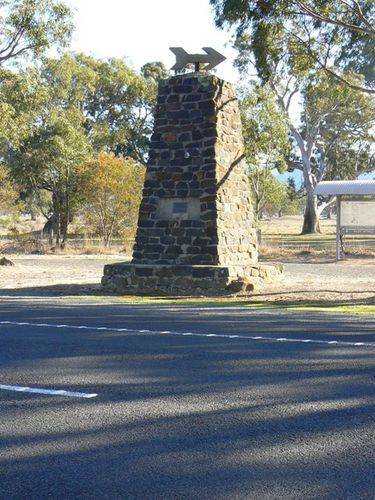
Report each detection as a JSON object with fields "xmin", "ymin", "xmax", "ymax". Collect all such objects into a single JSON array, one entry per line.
[
  {"xmin": 60, "ymin": 193, "xmax": 69, "ymax": 249},
  {"xmin": 60, "ymin": 214, "xmax": 68, "ymax": 249},
  {"xmin": 302, "ymin": 191, "xmax": 321, "ymax": 234},
  {"xmin": 51, "ymin": 192, "xmax": 60, "ymax": 247}
]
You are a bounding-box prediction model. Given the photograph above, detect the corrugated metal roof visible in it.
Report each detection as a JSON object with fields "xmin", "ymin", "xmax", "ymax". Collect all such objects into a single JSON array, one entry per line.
[{"xmin": 315, "ymin": 180, "xmax": 375, "ymax": 195}]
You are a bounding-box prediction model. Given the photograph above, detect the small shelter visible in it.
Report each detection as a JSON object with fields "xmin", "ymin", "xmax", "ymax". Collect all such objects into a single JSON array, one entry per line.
[{"xmin": 315, "ymin": 180, "xmax": 375, "ymax": 260}]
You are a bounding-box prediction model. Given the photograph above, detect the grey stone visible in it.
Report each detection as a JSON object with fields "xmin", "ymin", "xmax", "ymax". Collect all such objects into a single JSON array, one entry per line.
[{"xmin": 102, "ymin": 73, "xmax": 281, "ymax": 295}]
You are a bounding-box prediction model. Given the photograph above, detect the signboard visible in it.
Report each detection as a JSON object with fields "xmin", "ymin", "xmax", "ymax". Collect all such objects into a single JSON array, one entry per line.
[
  {"xmin": 340, "ymin": 200, "xmax": 375, "ymax": 227},
  {"xmin": 157, "ymin": 197, "xmax": 201, "ymax": 220}
]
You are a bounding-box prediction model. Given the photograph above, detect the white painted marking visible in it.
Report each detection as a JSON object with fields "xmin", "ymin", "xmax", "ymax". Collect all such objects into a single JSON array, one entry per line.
[
  {"xmin": 0, "ymin": 384, "xmax": 97, "ymax": 398},
  {"xmin": 0, "ymin": 321, "xmax": 373, "ymax": 348}
]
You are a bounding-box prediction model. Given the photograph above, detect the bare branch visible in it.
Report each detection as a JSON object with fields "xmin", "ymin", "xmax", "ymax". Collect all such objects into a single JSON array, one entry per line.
[
  {"xmin": 287, "ymin": 28, "xmax": 375, "ymax": 94},
  {"xmin": 293, "ymin": 0, "xmax": 375, "ymax": 36}
]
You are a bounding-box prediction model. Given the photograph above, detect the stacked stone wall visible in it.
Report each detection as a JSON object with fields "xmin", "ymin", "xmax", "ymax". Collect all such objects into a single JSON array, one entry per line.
[
  {"xmin": 102, "ymin": 262, "xmax": 282, "ymax": 296},
  {"xmin": 102, "ymin": 72, "xmax": 282, "ymax": 295},
  {"xmin": 132, "ymin": 73, "xmax": 257, "ymax": 266},
  {"xmin": 213, "ymin": 80, "xmax": 258, "ymax": 265}
]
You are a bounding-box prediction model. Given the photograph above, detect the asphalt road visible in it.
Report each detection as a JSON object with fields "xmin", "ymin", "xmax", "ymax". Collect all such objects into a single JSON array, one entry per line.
[{"xmin": 0, "ymin": 299, "xmax": 374, "ymax": 499}]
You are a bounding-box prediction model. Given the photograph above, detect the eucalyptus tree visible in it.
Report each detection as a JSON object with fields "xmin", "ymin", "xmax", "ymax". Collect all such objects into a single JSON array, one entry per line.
[
  {"xmin": 3, "ymin": 54, "xmax": 165, "ymax": 245},
  {"xmin": 0, "ymin": 164, "xmax": 20, "ymax": 214},
  {"xmin": 239, "ymin": 83, "xmax": 291, "ymax": 219},
  {"xmin": 0, "ymin": 0, "xmax": 73, "ymax": 67},
  {"xmin": 210, "ymin": 0, "xmax": 375, "ymax": 94},
  {"xmin": 78, "ymin": 55, "xmax": 167, "ymax": 165},
  {"xmin": 0, "ymin": 0, "xmax": 73, "ymax": 163},
  {"xmin": 297, "ymin": 72, "xmax": 374, "ymax": 232},
  {"xmin": 210, "ymin": 0, "xmax": 375, "ymax": 233},
  {"xmin": 5, "ymin": 55, "xmax": 93, "ymax": 246}
]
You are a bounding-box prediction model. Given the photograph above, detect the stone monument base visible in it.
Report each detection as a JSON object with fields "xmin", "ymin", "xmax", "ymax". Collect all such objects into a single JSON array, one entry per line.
[{"xmin": 101, "ymin": 262, "xmax": 283, "ymax": 296}]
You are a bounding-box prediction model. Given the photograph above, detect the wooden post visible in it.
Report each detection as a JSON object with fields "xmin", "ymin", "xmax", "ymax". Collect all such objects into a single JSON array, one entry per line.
[{"xmin": 336, "ymin": 195, "xmax": 341, "ymax": 260}]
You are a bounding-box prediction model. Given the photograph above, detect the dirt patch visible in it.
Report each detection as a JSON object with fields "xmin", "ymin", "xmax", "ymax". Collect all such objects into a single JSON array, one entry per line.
[
  {"xmin": 253, "ymin": 261, "xmax": 375, "ymax": 306},
  {"xmin": 0, "ymin": 254, "xmax": 125, "ymax": 296},
  {"xmin": 260, "ymin": 245, "xmax": 375, "ymax": 263},
  {"xmin": 0, "ymin": 254, "xmax": 374, "ymax": 305}
]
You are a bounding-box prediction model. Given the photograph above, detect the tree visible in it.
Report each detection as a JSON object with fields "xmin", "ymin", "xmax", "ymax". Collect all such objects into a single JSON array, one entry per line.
[
  {"xmin": 141, "ymin": 61, "xmax": 170, "ymax": 82},
  {"xmin": 0, "ymin": 0, "xmax": 73, "ymax": 67},
  {"xmin": 210, "ymin": 0, "xmax": 375, "ymax": 94},
  {"xmin": 0, "ymin": 66, "xmax": 46, "ymax": 150},
  {"xmin": 3, "ymin": 54, "xmax": 162, "ymax": 245},
  {"xmin": 73, "ymin": 54, "xmax": 167, "ymax": 164},
  {"xmin": 0, "ymin": 164, "xmax": 20, "ymax": 214},
  {"xmin": 7, "ymin": 107, "xmax": 91, "ymax": 246},
  {"xmin": 79, "ymin": 152, "xmax": 145, "ymax": 247},
  {"xmin": 211, "ymin": 1, "xmax": 375, "ymax": 233},
  {"xmin": 284, "ymin": 177, "xmax": 305, "ymax": 215},
  {"xmin": 239, "ymin": 83, "xmax": 291, "ymax": 172},
  {"xmin": 248, "ymin": 166, "xmax": 288, "ymax": 219},
  {"xmin": 4, "ymin": 56, "xmax": 92, "ymax": 246},
  {"xmin": 239, "ymin": 84, "xmax": 290, "ymax": 220},
  {"xmin": 290, "ymin": 1, "xmax": 374, "ymax": 92},
  {"xmin": 294, "ymin": 72, "xmax": 374, "ymax": 233}
]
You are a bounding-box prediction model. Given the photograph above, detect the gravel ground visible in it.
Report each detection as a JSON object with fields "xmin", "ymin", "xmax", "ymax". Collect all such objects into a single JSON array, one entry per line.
[{"xmin": 0, "ymin": 254, "xmax": 374, "ymax": 303}]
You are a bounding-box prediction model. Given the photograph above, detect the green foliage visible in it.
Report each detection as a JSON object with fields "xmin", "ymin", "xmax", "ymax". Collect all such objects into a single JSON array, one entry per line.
[
  {"xmin": 301, "ymin": 71, "xmax": 375, "ymax": 180},
  {"xmin": 284, "ymin": 177, "xmax": 304, "ymax": 215},
  {"xmin": 2, "ymin": 53, "xmax": 164, "ymax": 245},
  {"xmin": 0, "ymin": 67, "xmax": 47, "ymax": 149},
  {"xmin": 239, "ymin": 80, "xmax": 296, "ymax": 221},
  {"xmin": 0, "ymin": 0, "xmax": 73, "ymax": 66},
  {"xmin": 141, "ymin": 61, "xmax": 169, "ymax": 82},
  {"xmin": 239, "ymin": 83, "xmax": 290, "ymax": 171},
  {"xmin": 7, "ymin": 106, "xmax": 90, "ymax": 245},
  {"xmin": 4, "ymin": 58, "xmax": 92, "ymax": 245},
  {"xmin": 248, "ymin": 167, "xmax": 288, "ymax": 219},
  {"xmin": 73, "ymin": 54, "xmax": 167, "ymax": 164},
  {"xmin": 211, "ymin": 0, "xmax": 375, "ymax": 93},
  {"xmin": 0, "ymin": 164, "xmax": 20, "ymax": 214}
]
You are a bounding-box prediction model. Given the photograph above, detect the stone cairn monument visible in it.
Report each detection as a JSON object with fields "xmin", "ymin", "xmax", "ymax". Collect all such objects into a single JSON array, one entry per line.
[{"xmin": 102, "ymin": 48, "xmax": 281, "ymax": 295}]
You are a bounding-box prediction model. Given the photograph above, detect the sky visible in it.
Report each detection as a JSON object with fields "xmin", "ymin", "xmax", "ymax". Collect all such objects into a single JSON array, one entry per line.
[
  {"xmin": 65, "ymin": 0, "xmax": 239, "ymax": 83},
  {"xmin": 64, "ymin": 0, "xmax": 304, "ymax": 186}
]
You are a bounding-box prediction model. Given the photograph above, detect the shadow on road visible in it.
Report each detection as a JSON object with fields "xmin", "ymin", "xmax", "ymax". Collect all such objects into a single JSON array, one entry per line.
[
  {"xmin": 0, "ymin": 282, "xmax": 374, "ymax": 308},
  {"xmin": 0, "ymin": 305, "xmax": 374, "ymax": 497}
]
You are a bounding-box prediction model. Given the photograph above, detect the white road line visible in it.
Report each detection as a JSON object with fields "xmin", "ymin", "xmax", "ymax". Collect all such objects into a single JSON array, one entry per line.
[
  {"xmin": 0, "ymin": 384, "xmax": 97, "ymax": 398},
  {"xmin": 0, "ymin": 320, "xmax": 373, "ymax": 348}
]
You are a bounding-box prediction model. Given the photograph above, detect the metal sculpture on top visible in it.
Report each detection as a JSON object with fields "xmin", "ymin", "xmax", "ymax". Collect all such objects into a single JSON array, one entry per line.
[{"xmin": 170, "ymin": 47, "xmax": 226, "ymax": 73}]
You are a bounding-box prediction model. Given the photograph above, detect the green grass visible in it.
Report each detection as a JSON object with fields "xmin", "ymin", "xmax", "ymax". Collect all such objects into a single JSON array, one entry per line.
[
  {"xmin": 74, "ymin": 295, "xmax": 375, "ymax": 315},
  {"xmin": 287, "ymin": 304, "xmax": 375, "ymax": 315}
]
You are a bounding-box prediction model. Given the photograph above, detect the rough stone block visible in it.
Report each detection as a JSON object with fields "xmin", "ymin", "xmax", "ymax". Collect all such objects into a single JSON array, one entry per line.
[{"xmin": 102, "ymin": 72, "xmax": 281, "ymax": 296}]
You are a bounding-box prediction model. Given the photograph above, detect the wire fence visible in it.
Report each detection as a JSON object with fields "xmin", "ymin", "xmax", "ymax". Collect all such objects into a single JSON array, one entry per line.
[{"xmin": 0, "ymin": 233, "xmax": 134, "ymax": 254}]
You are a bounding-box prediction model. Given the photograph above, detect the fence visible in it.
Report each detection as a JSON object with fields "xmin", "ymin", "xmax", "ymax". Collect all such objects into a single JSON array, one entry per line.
[{"xmin": 0, "ymin": 233, "xmax": 134, "ymax": 254}]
